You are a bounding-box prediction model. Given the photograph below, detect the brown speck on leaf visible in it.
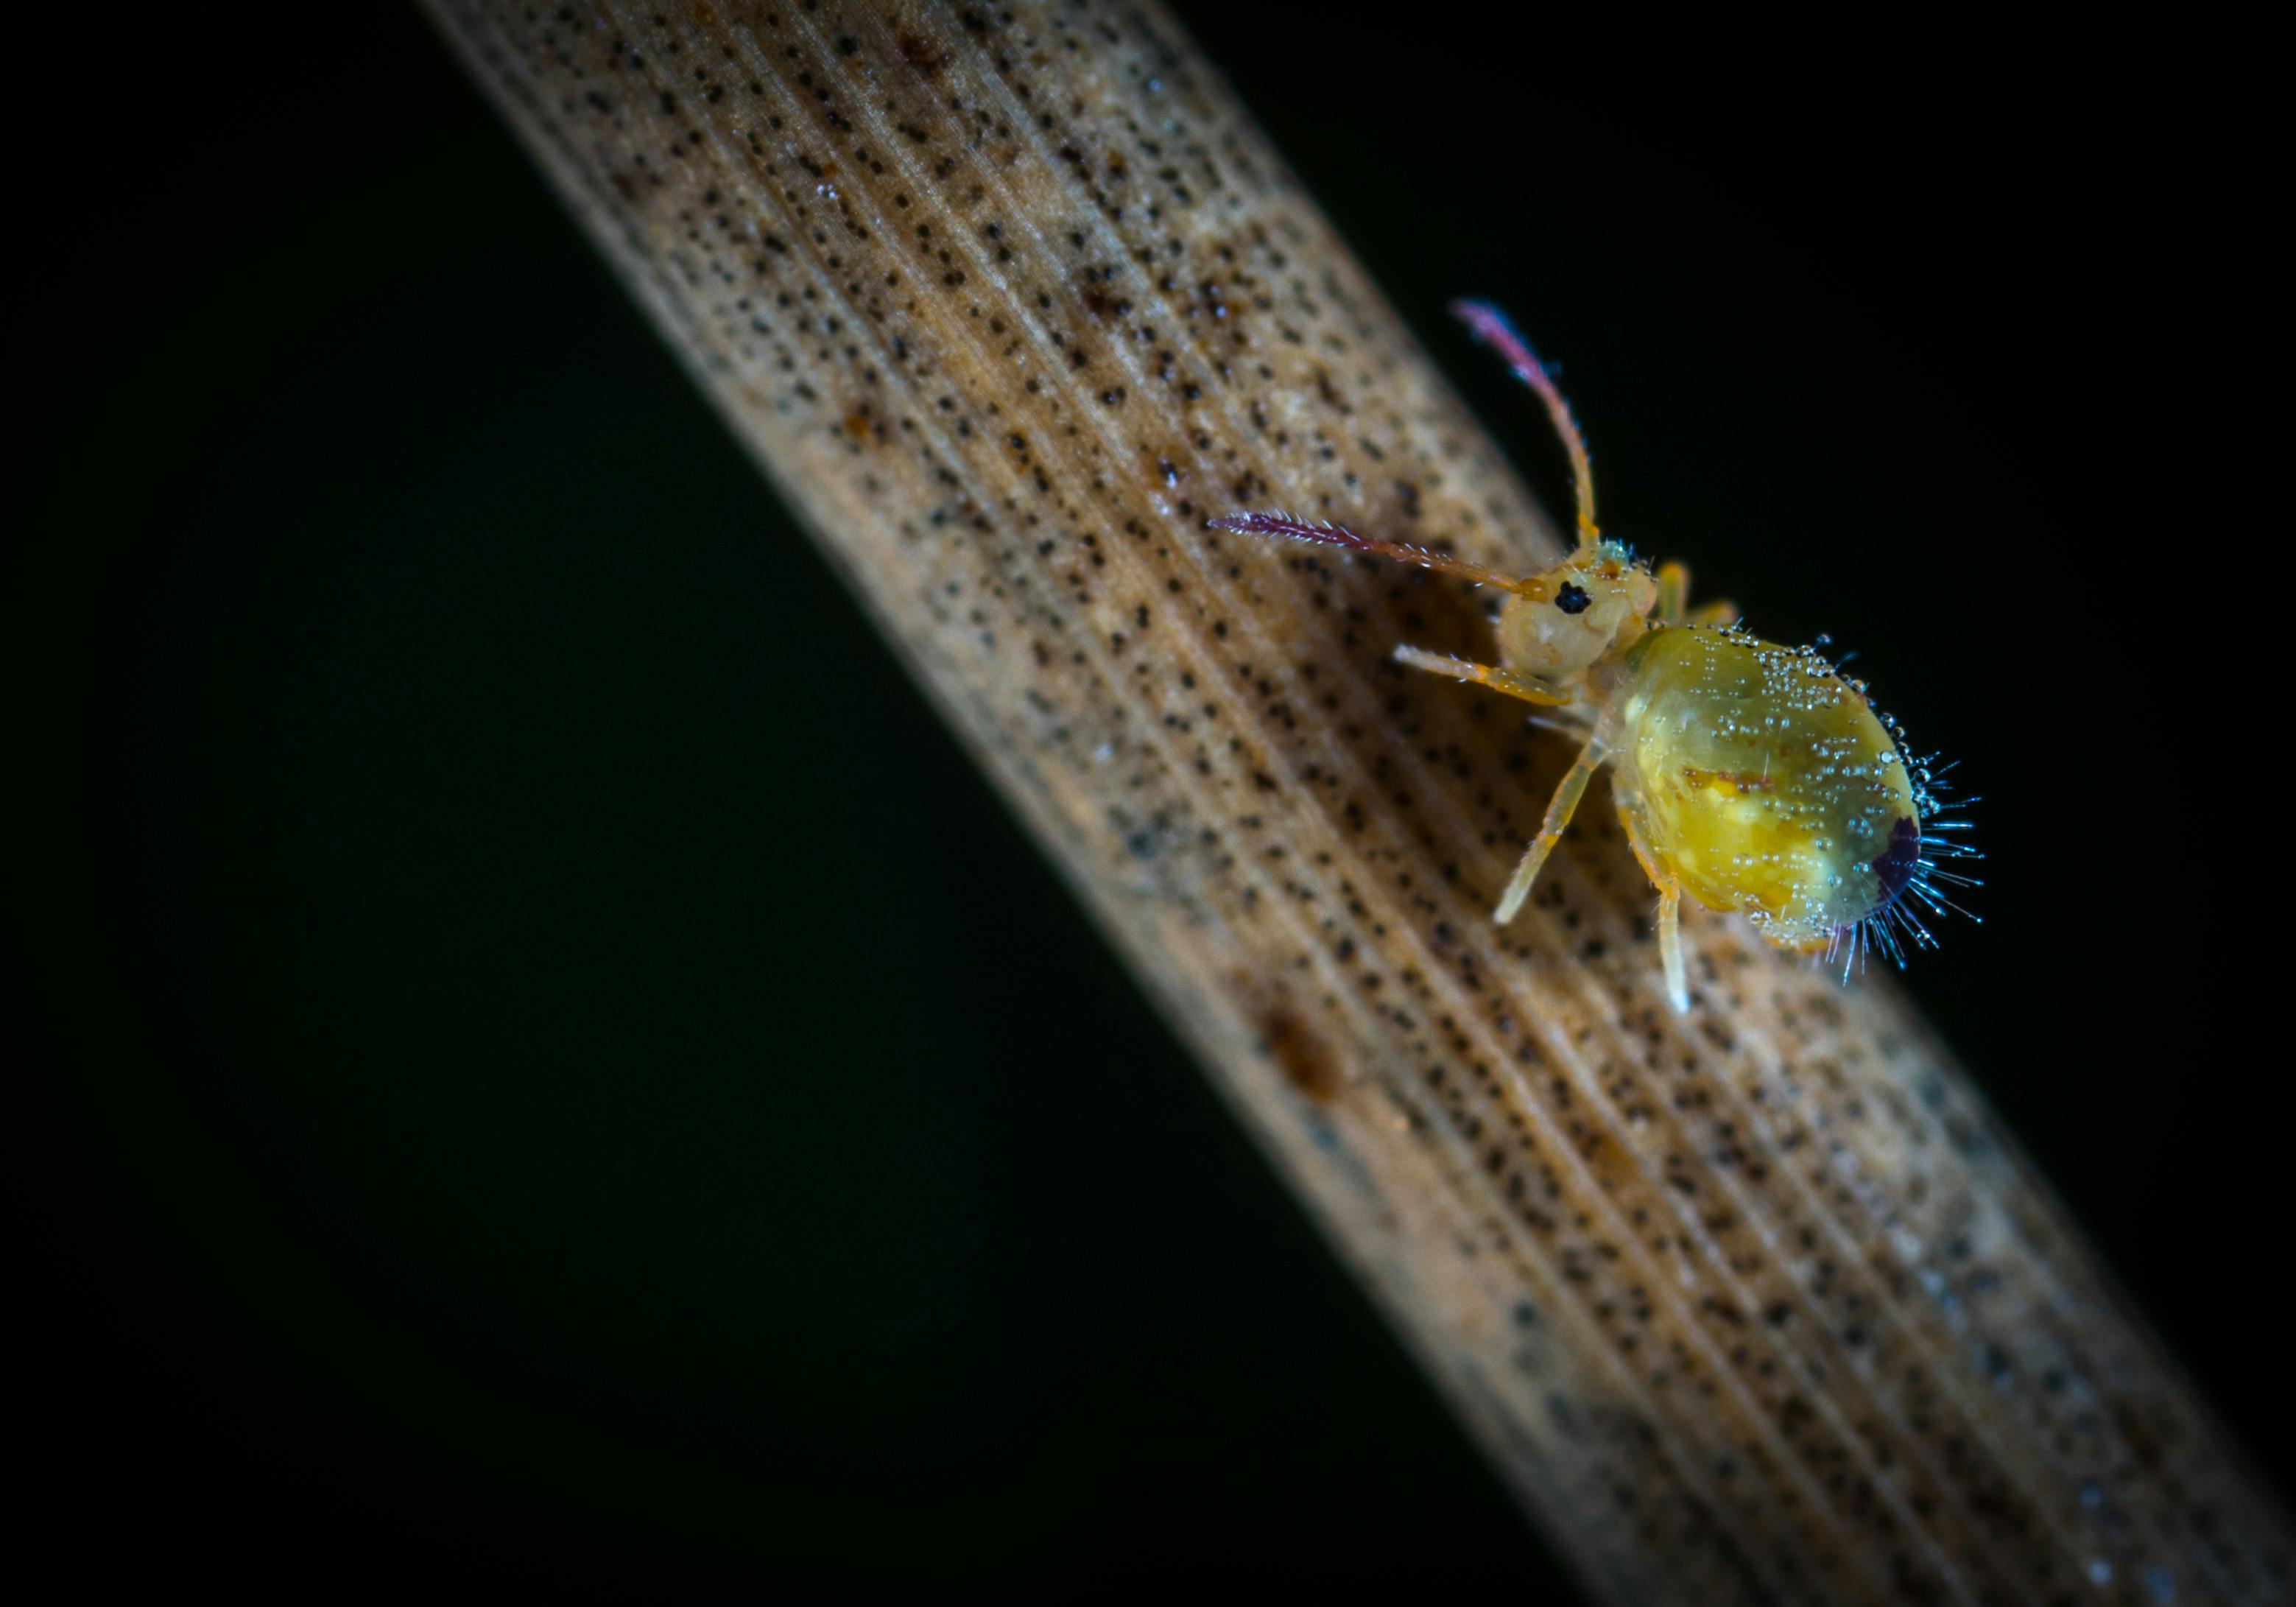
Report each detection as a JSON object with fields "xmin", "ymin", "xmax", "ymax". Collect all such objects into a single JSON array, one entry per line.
[
  {"xmin": 895, "ymin": 30, "xmax": 948, "ymax": 75},
  {"xmin": 1258, "ymin": 1005, "xmax": 1340, "ymax": 1106},
  {"xmin": 1261, "ymin": 1009, "xmax": 1341, "ymax": 1103}
]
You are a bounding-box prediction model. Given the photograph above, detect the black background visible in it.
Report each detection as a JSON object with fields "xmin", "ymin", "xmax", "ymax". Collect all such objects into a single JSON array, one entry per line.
[{"xmin": 17, "ymin": 4, "xmax": 2282, "ymax": 1587}]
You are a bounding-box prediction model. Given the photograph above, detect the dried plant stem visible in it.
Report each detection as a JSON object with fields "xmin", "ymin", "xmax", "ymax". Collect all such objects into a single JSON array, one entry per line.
[{"xmin": 428, "ymin": 3, "xmax": 2289, "ymax": 1600}]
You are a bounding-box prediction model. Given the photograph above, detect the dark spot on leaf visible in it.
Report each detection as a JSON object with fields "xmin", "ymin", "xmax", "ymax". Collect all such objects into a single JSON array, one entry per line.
[{"xmin": 1262, "ymin": 1010, "xmax": 1341, "ymax": 1103}]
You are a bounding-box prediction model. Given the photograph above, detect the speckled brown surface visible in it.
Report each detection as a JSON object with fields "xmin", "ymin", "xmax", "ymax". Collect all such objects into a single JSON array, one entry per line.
[{"xmin": 427, "ymin": 3, "xmax": 2290, "ymax": 1600}]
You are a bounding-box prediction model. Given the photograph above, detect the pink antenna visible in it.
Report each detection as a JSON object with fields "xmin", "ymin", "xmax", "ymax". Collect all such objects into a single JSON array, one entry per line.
[
  {"xmin": 1451, "ymin": 299, "xmax": 1599, "ymax": 546},
  {"xmin": 1207, "ymin": 512, "xmax": 1521, "ymax": 588}
]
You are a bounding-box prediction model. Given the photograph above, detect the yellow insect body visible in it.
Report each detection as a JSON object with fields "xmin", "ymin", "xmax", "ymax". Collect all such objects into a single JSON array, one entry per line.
[
  {"xmin": 1216, "ymin": 300, "xmax": 1969, "ymax": 1013},
  {"xmin": 1606, "ymin": 626, "xmax": 1919, "ymax": 952}
]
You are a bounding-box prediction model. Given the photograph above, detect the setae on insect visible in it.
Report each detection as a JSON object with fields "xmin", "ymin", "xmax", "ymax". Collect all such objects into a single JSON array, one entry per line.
[{"xmin": 1214, "ymin": 300, "xmax": 1976, "ymax": 1013}]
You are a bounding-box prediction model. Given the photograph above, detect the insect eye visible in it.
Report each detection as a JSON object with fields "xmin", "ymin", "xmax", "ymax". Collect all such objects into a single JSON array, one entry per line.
[{"xmin": 1554, "ymin": 581, "xmax": 1592, "ymax": 616}]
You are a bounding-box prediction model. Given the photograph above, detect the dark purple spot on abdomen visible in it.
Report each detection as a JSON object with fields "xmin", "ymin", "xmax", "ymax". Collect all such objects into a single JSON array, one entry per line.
[{"xmin": 1870, "ymin": 815, "xmax": 1920, "ymax": 910}]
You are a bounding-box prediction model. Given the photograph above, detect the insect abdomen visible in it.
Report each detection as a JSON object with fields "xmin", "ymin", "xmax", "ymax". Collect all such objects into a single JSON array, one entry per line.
[{"xmin": 1607, "ymin": 627, "xmax": 1918, "ymax": 948}]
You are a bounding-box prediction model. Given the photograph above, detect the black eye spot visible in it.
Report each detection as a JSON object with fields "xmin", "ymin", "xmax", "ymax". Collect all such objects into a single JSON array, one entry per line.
[{"xmin": 1554, "ymin": 582, "xmax": 1591, "ymax": 615}]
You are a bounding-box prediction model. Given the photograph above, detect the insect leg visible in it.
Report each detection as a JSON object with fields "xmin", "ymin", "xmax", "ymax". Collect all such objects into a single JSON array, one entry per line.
[
  {"xmin": 1655, "ymin": 561, "xmax": 1691, "ymax": 623},
  {"xmin": 1495, "ymin": 739, "xmax": 1608, "ymax": 924},
  {"xmin": 1656, "ymin": 885, "xmax": 1690, "ymax": 1014},
  {"xmin": 1610, "ymin": 792, "xmax": 1692, "ymax": 1013},
  {"xmin": 1393, "ymin": 644, "xmax": 1568, "ymax": 706},
  {"xmin": 1654, "ymin": 561, "xmax": 1737, "ymax": 627}
]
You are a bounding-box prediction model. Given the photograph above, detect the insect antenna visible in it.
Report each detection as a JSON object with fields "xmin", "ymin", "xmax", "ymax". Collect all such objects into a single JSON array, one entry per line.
[
  {"xmin": 1451, "ymin": 299, "xmax": 1600, "ymax": 549},
  {"xmin": 1207, "ymin": 511, "xmax": 1524, "ymax": 589}
]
